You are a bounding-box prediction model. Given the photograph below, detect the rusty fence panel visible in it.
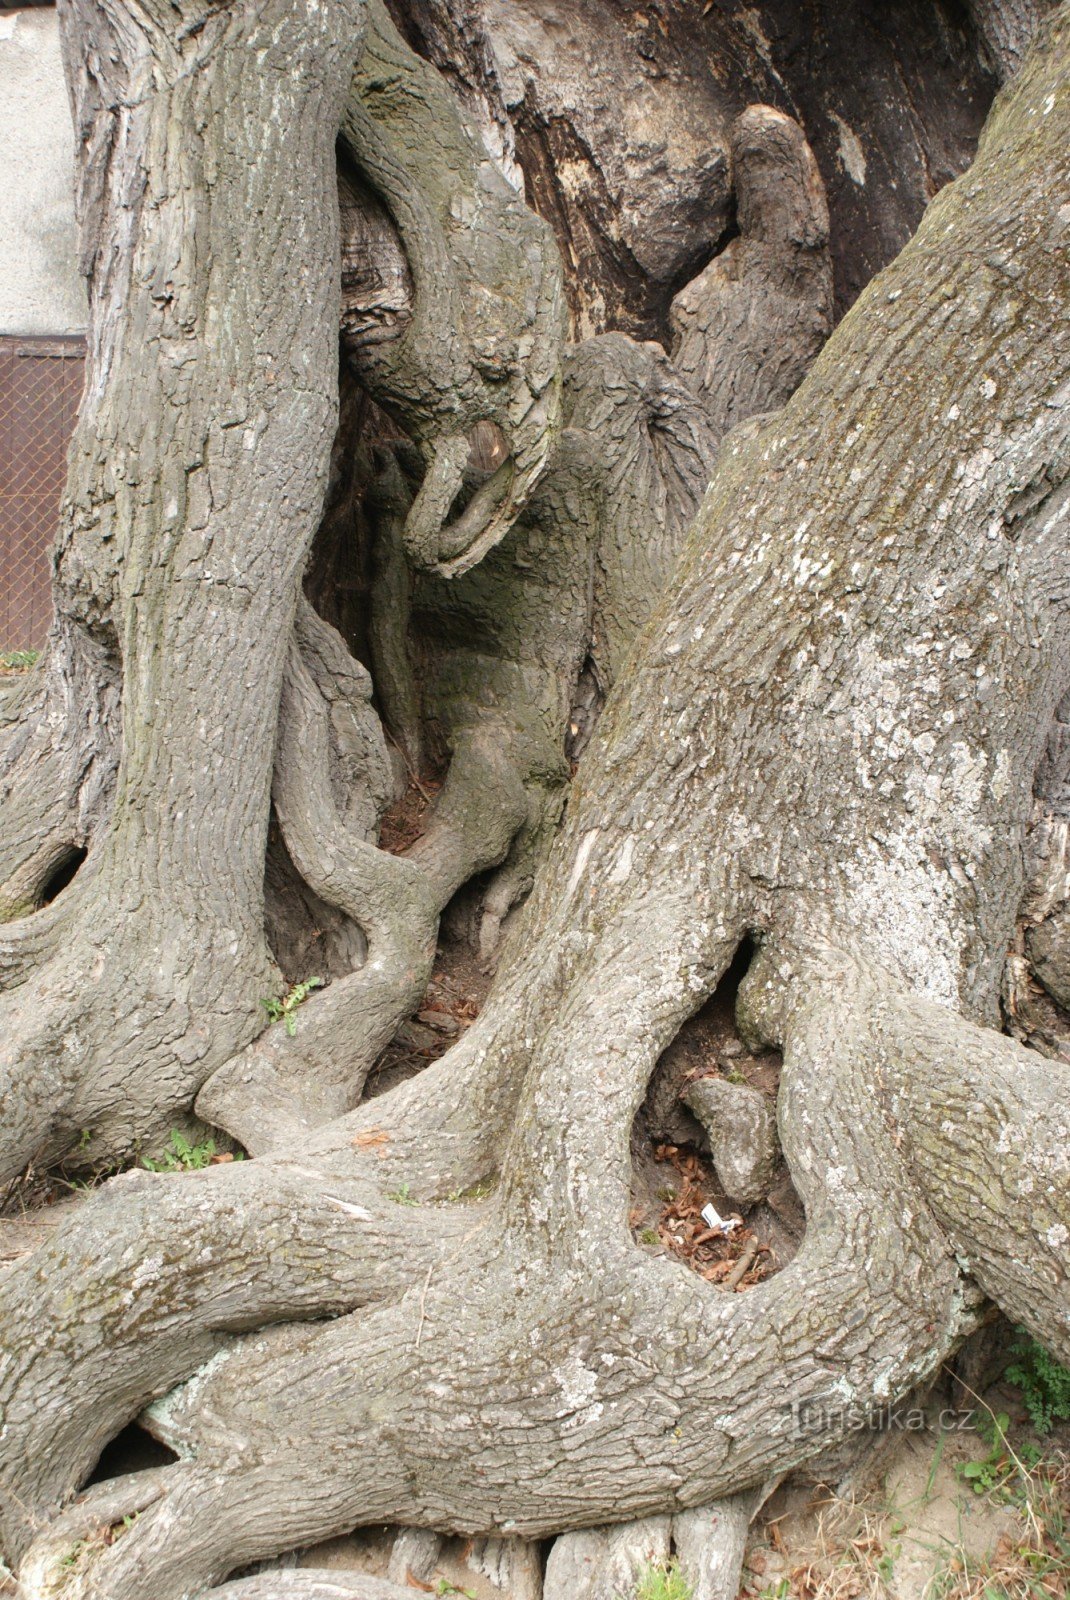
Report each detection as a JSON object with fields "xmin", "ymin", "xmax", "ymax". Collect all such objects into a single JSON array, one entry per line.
[{"xmin": 0, "ymin": 335, "xmax": 85, "ymax": 657}]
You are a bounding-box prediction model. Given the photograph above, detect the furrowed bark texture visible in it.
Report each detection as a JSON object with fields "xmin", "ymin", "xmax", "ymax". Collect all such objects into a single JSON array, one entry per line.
[
  {"xmin": 969, "ymin": 0, "xmax": 1059, "ymax": 77},
  {"xmin": 0, "ymin": 0, "xmax": 366, "ymax": 1184},
  {"xmin": 669, "ymin": 105, "xmax": 833, "ymax": 440},
  {"xmin": 2, "ymin": 16, "xmax": 1067, "ymax": 1600}
]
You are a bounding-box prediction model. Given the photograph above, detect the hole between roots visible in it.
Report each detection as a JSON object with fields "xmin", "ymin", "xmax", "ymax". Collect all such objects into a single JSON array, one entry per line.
[
  {"xmin": 85, "ymin": 1421, "xmax": 178, "ymax": 1487},
  {"xmin": 38, "ymin": 845, "xmax": 87, "ymax": 906},
  {"xmin": 630, "ymin": 937, "xmax": 805, "ymax": 1289}
]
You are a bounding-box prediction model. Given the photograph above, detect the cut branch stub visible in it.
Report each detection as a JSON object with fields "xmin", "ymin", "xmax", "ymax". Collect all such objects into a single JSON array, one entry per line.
[{"xmin": 669, "ymin": 105, "xmax": 833, "ymax": 440}]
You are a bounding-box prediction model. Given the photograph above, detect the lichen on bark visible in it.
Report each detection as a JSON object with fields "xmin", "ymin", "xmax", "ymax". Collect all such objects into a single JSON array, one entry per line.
[{"xmin": 0, "ymin": 4, "xmax": 1068, "ymax": 1599}]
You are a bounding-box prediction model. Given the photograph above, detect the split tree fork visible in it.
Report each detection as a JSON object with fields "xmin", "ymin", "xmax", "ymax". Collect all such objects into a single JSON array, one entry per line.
[{"xmin": 0, "ymin": 2, "xmax": 1068, "ymax": 1598}]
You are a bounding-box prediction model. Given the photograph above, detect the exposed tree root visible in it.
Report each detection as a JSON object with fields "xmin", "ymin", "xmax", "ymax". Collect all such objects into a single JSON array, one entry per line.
[
  {"xmin": 2, "ymin": 10, "xmax": 1069, "ymax": 1600},
  {"xmin": 210, "ymin": 1578, "xmax": 429, "ymax": 1600},
  {"xmin": 197, "ymin": 600, "xmax": 525, "ymax": 1150},
  {"xmin": 6, "ymin": 932, "xmax": 994, "ymax": 1598},
  {"xmin": 216, "ymin": 323, "xmax": 721, "ymax": 1147},
  {"xmin": 545, "ymin": 1491, "xmax": 761, "ymax": 1600}
]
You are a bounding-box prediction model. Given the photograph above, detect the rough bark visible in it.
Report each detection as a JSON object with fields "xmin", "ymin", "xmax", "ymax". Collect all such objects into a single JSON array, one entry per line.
[
  {"xmin": 1, "ymin": 14, "xmax": 1068, "ymax": 1599},
  {"xmin": 472, "ymin": 0, "xmax": 997, "ymax": 338},
  {"xmin": 0, "ymin": 0, "xmax": 568, "ymax": 1180},
  {"xmin": 969, "ymin": 0, "xmax": 1058, "ymax": 78},
  {"xmin": 338, "ymin": 0, "xmax": 565, "ymax": 576},
  {"xmin": 0, "ymin": 0, "xmax": 371, "ymax": 1185},
  {"xmin": 669, "ymin": 105, "xmax": 833, "ymax": 439}
]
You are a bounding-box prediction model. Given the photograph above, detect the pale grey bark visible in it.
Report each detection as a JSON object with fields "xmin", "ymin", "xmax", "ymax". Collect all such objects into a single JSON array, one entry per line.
[
  {"xmin": 1, "ymin": 18, "xmax": 1067, "ymax": 1600},
  {"xmin": 340, "ymin": 0, "xmax": 565, "ymax": 576},
  {"xmin": 210, "ymin": 1579, "xmax": 429, "ymax": 1600},
  {"xmin": 0, "ymin": 0, "xmax": 367, "ymax": 1185},
  {"xmin": 672, "ymin": 1494, "xmax": 761, "ymax": 1600},
  {"xmin": 1, "ymin": 7, "xmax": 1068, "ymax": 1600},
  {"xmin": 385, "ymin": 1528, "xmax": 442, "ymax": 1586},
  {"xmin": 684, "ymin": 1078, "xmax": 779, "ymax": 1208}
]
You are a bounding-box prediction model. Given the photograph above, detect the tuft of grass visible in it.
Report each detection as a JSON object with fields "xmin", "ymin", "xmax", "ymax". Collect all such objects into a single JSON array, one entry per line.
[
  {"xmin": 59, "ymin": 1540, "xmax": 86, "ymax": 1571},
  {"xmin": 387, "ymin": 1182, "xmax": 419, "ymax": 1206},
  {"xmin": 784, "ymin": 1496, "xmax": 897, "ymax": 1600},
  {"xmin": 0, "ymin": 649, "xmax": 39, "ymax": 671},
  {"xmin": 634, "ymin": 1558, "xmax": 694, "ymax": 1600},
  {"xmin": 927, "ymin": 1451, "xmax": 1069, "ymax": 1600},
  {"xmin": 444, "ymin": 1175, "xmax": 498, "ymax": 1204}
]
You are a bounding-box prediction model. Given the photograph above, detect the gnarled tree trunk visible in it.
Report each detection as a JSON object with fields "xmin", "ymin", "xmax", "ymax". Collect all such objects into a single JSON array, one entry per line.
[{"xmin": 0, "ymin": 2, "xmax": 1067, "ymax": 1598}]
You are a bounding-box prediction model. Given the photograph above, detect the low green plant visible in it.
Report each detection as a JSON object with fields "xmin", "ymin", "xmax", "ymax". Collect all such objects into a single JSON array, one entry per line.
[
  {"xmin": 261, "ymin": 976, "xmax": 324, "ymax": 1036},
  {"xmin": 930, "ymin": 1451, "xmax": 1069, "ymax": 1599},
  {"xmin": 0, "ymin": 649, "xmax": 39, "ymax": 671},
  {"xmin": 445, "ymin": 1175, "xmax": 497, "ymax": 1204},
  {"xmin": 435, "ymin": 1582, "xmax": 476, "ymax": 1598},
  {"xmin": 958, "ymin": 1410, "xmax": 1017, "ymax": 1496},
  {"xmin": 142, "ymin": 1130, "xmax": 218, "ymax": 1173},
  {"xmin": 639, "ymin": 1227, "xmax": 660, "ymax": 1246},
  {"xmin": 388, "ymin": 1182, "xmax": 419, "ymax": 1206},
  {"xmin": 60, "ymin": 1540, "xmax": 86, "ymax": 1570},
  {"xmin": 633, "ymin": 1558, "xmax": 693, "ymax": 1600},
  {"xmin": 1006, "ymin": 1331, "xmax": 1070, "ymax": 1435}
]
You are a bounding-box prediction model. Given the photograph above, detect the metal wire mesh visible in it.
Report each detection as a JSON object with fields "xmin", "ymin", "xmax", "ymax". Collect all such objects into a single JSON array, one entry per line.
[{"xmin": 0, "ymin": 336, "xmax": 85, "ymax": 655}]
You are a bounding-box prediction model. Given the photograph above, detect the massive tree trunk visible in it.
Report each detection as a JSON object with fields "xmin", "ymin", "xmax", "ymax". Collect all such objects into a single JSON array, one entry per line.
[{"xmin": 0, "ymin": 2, "xmax": 1067, "ymax": 1598}]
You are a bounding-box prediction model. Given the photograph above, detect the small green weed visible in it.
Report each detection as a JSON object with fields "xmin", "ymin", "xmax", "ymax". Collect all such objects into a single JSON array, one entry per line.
[
  {"xmin": 388, "ymin": 1182, "xmax": 419, "ymax": 1206},
  {"xmin": 142, "ymin": 1130, "xmax": 218, "ymax": 1173},
  {"xmin": 444, "ymin": 1175, "xmax": 497, "ymax": 1204},
  {"xmin": 1006, "ymin": 1332, "xmax": 1070, "ymax": 1435},
  {"xmin": 435, "ymin": 1582, "xmax": 476, "ymax": 1598},
  {"xmin": 634, "ymin": 1557, "xmax": 694, "ymax": 1600},
  {"xmin": 639, "ymin": 1227, "xmax": 660, "ymax": 1246},
  {"xmin": 958, "ymin": 1411, "xmax": 1018, "ymax": 1497},
  {"xmin": 261, "ymin": 976, "xmax": 324, "ymax": 1036},
  {"xmin": 0, "ymin": 650, "xmax": 39, "ymax": 671}
]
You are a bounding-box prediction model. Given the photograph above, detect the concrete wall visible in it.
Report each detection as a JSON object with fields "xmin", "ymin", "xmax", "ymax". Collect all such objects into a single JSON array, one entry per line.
[{"xmin": 0, "ymin": 7, "xmax": 86, "ymax": 335}]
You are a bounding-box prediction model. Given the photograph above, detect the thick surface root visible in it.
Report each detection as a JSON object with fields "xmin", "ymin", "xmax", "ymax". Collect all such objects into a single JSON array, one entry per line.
[{"xmin": 4, "ymin": 12, "xmax": 1069, "ymax": 1600}]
